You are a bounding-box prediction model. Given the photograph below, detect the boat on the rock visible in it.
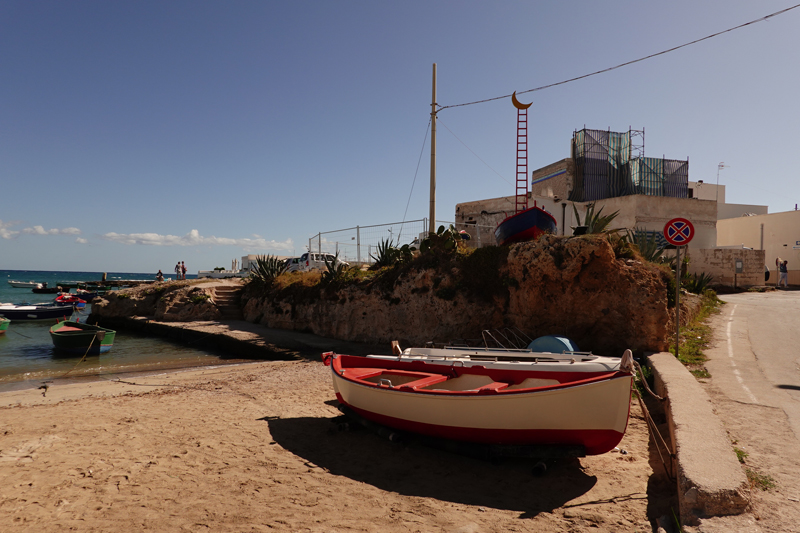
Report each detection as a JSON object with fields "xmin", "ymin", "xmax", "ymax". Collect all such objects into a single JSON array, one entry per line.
[
  {"xmin": 50, "ymin": 320, "xmax": 116, "ymax": 355},
  {"xmin": 322, "ymin": 350, "xmax": 634, "ymax": 456},
  {"xmin": 0, "ymin": 303, "xmax": 76, "ymax": 321},
  {"xmin": 494, "ymin": 203, "xmax": 557, "ymax": 246}
]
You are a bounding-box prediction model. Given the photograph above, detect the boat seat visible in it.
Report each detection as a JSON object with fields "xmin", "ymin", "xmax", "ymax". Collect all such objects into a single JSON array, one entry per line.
[
  {"xmin": 398, "ymin": 374, "xmax": 450, "ymax": 390},
  {"xmin": 344, "ymin": 368, "xmax": 384, "ymax": 381},
  {"xmin": 57, "ymin": 326, "xmax": 84, "ymax": 332},
  {"xmin": 475, "ymin": 381, "xmax": 510, "ymax": 393}
]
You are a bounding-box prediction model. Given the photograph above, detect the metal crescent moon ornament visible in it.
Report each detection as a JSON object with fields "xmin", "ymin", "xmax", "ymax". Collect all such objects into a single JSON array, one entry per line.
[{"xmin": 511, "ymin": 91, "xmax": 532, "ymax": 110}]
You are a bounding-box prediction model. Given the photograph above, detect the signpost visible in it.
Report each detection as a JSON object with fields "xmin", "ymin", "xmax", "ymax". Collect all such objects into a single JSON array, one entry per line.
[{"xmin": 664, "ymin": 218, "xmax": 695, "ymax": 360}]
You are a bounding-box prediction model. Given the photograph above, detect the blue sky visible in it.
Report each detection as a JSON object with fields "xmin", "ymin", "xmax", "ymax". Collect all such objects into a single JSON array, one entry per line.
[{"xmin": 2, "ymin": 1, "xmax": 799, "ymax": 273}]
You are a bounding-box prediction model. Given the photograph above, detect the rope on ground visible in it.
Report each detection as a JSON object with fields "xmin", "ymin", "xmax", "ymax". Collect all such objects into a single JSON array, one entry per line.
[
  {"xmin": 40, "ymin": 330, "xmax": 98, "ymax": 396},
  {"xmin": 632, "ymin": 361, "xmax": 675, "ymax": 484}
]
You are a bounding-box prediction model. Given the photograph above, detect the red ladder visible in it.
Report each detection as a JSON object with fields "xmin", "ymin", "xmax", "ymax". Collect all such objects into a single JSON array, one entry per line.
[{"xmin": 515, "ymin": 107, "xmax": 529, "ymax": 213}]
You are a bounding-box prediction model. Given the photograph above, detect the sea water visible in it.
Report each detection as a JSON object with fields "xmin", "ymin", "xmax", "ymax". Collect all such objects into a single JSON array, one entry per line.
[{"xmin": 0, "ymin": 269, "xmax": 250, "ymax": 391}]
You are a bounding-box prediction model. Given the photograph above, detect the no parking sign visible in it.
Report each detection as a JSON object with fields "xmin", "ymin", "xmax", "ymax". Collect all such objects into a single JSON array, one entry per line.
[{"xmin": 664, "ymin": 218, "xmax": 694, "ymax": 246}]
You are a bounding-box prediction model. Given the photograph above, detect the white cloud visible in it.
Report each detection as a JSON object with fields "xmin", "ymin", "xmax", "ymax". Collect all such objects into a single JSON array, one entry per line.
[
  {"xmin": 0, "ymin": 219, "xmax": 80, "ymax": 239},
  {"xmin": 0, "ymin": 219, "xmax": 20, "ymax": 239},
  {"xmin": 100, "ymin": 229, "xmax": 294, "ymax": 253},
  {"xmin": 76, "ymin": 237, "xmax": 88, "ymax": 244},
  {"xmin": 22, "ymin": 225, "xmax": 82, "ymax": 236}
]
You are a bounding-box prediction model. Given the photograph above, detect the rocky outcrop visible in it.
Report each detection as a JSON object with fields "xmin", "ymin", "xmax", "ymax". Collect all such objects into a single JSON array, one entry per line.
[
  {"xmin": 243, "ymin": 235, "xmax": 672, "ymax": 355},
  {"xmin": 91, "ymin": 282, "xmax": 221, "ymax": 322}
]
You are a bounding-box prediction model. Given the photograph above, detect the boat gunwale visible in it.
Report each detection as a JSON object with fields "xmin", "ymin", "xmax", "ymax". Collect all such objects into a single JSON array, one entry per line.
[{"xmin": 329, "ymin": 353, "xmax": 630, "ymax": 397}]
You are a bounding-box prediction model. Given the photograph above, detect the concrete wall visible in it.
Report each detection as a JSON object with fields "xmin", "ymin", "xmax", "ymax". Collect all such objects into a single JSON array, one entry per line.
[
  {"xmin": 717, "ymin": 210, "xmax": 800, "ymax": 286},
  {"xmin": 685, "ymin": 248, "xmax": 766, "ymax": 288}
]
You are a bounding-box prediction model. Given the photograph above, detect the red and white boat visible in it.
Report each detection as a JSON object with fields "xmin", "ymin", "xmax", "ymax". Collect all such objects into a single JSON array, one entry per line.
[{"xmin": 323, "ymin": 351, "xmax": 634, "ymax": 456}]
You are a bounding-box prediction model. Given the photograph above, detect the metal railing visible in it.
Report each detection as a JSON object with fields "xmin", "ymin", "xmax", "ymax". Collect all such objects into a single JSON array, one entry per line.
[{"xmin": 307, "ymin": 218, "xmax": 454, "ymax": 266}]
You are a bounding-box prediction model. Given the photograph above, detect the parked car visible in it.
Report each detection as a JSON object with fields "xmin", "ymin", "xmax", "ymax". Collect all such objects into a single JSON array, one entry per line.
[
  {"xmin": 299, "ymin": 252, "xmax": 349, "ymax": 272},
  {"xmin": 284, "ymin": 257, "xmax": 303, "ymax": 273}
]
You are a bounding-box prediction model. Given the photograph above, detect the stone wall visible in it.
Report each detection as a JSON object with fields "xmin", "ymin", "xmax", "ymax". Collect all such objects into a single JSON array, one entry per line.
[
  {"xmin": 686, "ymin": 248, "xmax": 766, "ymax": 288},
  {"xmin": 243, "ymin": 235, "xmax": 672, "ymax": 355}
]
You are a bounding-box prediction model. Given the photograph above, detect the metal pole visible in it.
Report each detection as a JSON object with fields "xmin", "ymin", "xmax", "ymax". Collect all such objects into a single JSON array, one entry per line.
[
  {"xmin": 429, "ymin": 63, "xmax": 437, "ymax": 235},
  {"xmin": 356, "ymin": 226, "xmax": 361, "ymax": 265},
  {"xmin": 675, "ymin": 245, "xmax": 681, "ymax": 360}
]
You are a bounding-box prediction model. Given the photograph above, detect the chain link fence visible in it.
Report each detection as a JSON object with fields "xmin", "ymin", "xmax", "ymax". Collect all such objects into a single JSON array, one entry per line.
[{"xmin": 308, "ymin": 218, "xmax": 455, "ymax": 267}]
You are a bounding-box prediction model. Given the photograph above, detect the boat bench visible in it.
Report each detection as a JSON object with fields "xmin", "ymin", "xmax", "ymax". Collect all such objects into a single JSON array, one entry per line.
[
  {"xmin": 397, "ymin": 374, "xmax": 449, "ymax": 391},
  {"xmin": 57, "ymin": 326, "xmax": 84, "ymax": 332},
  {"xmin": 475, "ymin": 381, "xmax": 510, "ymax": 393}
]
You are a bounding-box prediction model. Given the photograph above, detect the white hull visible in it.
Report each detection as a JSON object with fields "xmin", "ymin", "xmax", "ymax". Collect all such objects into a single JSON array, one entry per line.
[{"xmin": 8, "ymin": 280, "xmax": 40, "ymax": 288}]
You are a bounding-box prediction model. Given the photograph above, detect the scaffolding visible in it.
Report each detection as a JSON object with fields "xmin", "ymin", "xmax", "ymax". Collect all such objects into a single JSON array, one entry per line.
[{"xmin": 569, "ymin": 127, "xmax": 688, "ymax": 202}]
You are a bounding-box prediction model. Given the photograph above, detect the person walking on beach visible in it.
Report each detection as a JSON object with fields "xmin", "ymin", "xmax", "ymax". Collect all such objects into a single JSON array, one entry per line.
[
  {"xmin": 779, "ymin": 259, "xmax": 789, "ymax": 288},
  {"xmin": 181, "ymin": 261, "xmax": 187, "ymax": 280},
  {"xmin": 175, "ymin": 262, "xmax": 181, "ymax": 280}
]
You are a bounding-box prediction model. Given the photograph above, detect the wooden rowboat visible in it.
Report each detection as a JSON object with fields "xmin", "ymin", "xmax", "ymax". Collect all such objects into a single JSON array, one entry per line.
[
  {"xmin": 323, "ymin": 352, "xmax": 633, "ymax": 456},
  {"xmin": 50, "ymin": 320, "xmax": 116, "ymax": 355}
]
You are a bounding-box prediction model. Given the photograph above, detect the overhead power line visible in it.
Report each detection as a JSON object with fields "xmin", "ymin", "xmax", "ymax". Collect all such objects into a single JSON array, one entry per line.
[{"xmin": 439, "ymin": 4, "xmax": 800, "ymax": 111}]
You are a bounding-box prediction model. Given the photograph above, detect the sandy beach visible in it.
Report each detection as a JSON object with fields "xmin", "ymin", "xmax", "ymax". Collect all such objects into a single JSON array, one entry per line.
[{"xmin": 0, "ymin": 359, "xmax": 671, "ymax": 532}]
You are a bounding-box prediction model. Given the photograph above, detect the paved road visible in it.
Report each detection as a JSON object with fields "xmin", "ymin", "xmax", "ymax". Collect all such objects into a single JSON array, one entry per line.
[
  {"xmin": 703, "ymin": 289, "xmax": 800, "ymax": 529},
  {"xmin": 705, "ymin": 290, "xmax": 800, "ymax": 437}
]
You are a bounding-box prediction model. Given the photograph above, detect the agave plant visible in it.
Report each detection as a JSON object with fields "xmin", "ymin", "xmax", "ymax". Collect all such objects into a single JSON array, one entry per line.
[
  {"xmin": 572, "ymin": 203, "xmax": 621, "ymax": 235},
  {"xmin": 627, "ymin": 227, "xmax": 667, "ymax": 263},
  {"xmin": 683, "ymin": 272, "xmax": 714, "ymax": 294},
  {"xmin": 249, "ymin": 254, "xmax": 285, "ymax": 288},
  {"xmin": 321, "ymin": 252, "xmax": 348, "ymax": 283},
  {"xmin": 370, "ymin": 238, "xmax": 400, "ymax": 268}
]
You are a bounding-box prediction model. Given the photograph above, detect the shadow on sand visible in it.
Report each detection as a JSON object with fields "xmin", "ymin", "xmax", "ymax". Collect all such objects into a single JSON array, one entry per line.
[{"xmin": 262, "ymin": 412, "xmax": 600, "ymax": 518}]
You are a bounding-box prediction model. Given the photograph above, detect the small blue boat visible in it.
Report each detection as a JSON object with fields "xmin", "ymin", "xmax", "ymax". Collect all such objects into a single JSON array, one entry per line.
[{"xmin": 494, "ymin": 205, "xmax": 557, "ymax": 246}]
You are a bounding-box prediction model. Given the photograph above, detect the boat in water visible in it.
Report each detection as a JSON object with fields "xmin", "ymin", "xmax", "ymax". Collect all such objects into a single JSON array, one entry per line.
[
  {"xmin": 323, "ymin": 350, "xmax": 634, "ymax": 456},
  {"xmin": 0, "ymin": 303, "xmax": 77, "ymax": 321},
  {"xmin": 0, "ymin": 317, "xmax": 9, "ymax": 335},
  {"xmin": 50, "ymin": 320, "xmax": 116, "ymax": 355},
  {"xmin": 494, "ymin": 204, "xmax": 557, "ymax": 246},
  {"xmin": 7, "ymin": 280, "xmax": 41, "ymax": 288}
]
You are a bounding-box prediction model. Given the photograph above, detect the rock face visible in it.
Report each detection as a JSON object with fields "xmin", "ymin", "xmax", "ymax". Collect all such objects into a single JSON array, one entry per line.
[
  {"xmin": 91, "ymin": 283, "xmax": 221, "ymax": 322},
  {"xmin": 243, "ymin": 235, "xmax": 672, "ymax": 355}
]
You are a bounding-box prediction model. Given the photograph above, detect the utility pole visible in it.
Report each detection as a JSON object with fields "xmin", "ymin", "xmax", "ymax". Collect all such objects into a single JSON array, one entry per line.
[{"xmin": 429, "ymin": 63, "xmax": 437, "ymax": 235}]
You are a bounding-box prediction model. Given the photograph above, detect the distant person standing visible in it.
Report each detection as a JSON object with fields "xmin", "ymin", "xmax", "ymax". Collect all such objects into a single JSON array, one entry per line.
[
  {"xmin": 175, "ymin": 262, "xmax": 181, "ymax": 280},
  {"xmin": 181, "ymin": 261, "xmax": 187, "ymax": 280},
  {"xmin": 156, "ymin": 270, "xmax": 164, "ymax": 282},
  {"xmin": 779, "ymin": 260, "xmax": 789, "ymax": 288}
]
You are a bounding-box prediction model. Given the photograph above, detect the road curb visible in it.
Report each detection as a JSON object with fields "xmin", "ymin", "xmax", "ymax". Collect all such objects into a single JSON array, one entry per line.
[{"xmin": 648, "ymin": 352, "xmax": 751, "ymax": 527}]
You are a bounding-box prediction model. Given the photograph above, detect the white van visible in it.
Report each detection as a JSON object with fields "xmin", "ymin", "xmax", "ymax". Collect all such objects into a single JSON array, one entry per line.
[{"xmin": 299, "ymin": 252, "xmax": 349, "ymax": 272}]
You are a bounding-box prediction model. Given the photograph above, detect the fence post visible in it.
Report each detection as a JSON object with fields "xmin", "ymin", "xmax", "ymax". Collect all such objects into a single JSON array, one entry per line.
[{"xmin": 356, "ymin": 226, "xmax": 361, "ymax": 265}]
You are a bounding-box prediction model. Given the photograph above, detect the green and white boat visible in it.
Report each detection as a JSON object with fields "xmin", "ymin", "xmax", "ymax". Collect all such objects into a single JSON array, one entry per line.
[
  {"xmin": 0, "ymin": 317, "xmax": 9, "ymax": 335},
  {"xmin": 50, "ymin": 320, "xmax": 116, "ymax": 355}
]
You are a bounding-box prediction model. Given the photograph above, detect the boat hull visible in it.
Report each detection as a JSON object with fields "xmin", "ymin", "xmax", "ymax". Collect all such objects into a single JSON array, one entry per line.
[
  {"xmin": 50, "ymin": 321, "xmax": 116, "ymax": 355},
  {"xmin": 327, "ymin": 354, "xmax": 632, "ymax": 455},
  {"xmin": 494, "ymin": 206, "xmax": 557, "ymax": 246},
  {"xmin": 0, "ymin": 305, "xmax": 75, "ymax": 321},
  {"xmin": 8, "ymin": 280, "xmax": 40, "ymax": 288},
  {"xmin": 0, "ymin": 318, "xmax": 8, "ymax": 335}
]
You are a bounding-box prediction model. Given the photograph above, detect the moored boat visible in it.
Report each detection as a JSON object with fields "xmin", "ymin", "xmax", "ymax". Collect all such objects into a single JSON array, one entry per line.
[
  {"xmin": 0, "ymin": 303, "xmax": 76, "ymax": 321},
  {"xmin": 0, "ymin": 317, "xmax": 9, "ymax": 335},
  {"xmin": 8, "ymin": 280, "xmax": 41, "ymax": 288},
  {"xmin": 50, "ymin": 320, "xmax": 116, "ymax": 355},
  {"xmin": 323, "ymin": 351, "xmax": 634, "ymax": 456}
]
